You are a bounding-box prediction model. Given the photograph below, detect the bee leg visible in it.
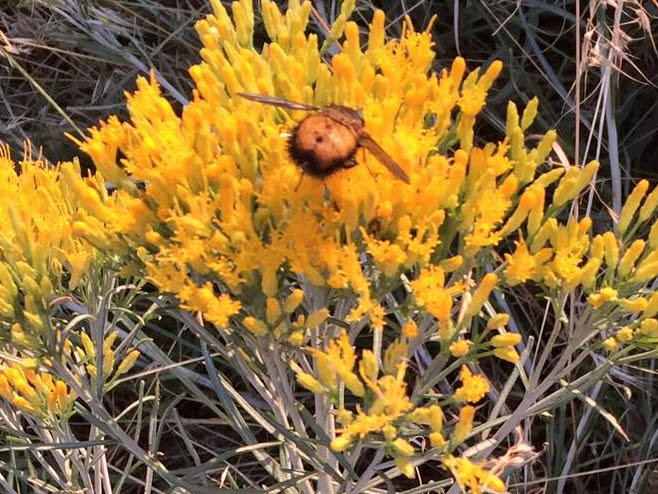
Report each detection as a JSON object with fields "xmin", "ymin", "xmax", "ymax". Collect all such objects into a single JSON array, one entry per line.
[
  {"xmin": 342, "ymin": 156, "xmax": 359, "ymax": 169},
  {"xmin": 360, "ymin": 147, "xmax": 377, "ymax": 180},
  {"xmin": 294, "ymin": 172, "xmax": 306, "ymax": 191}
]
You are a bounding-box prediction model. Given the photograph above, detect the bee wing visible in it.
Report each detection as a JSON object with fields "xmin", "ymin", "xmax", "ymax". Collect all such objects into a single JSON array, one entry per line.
[
  {"xmin": 358, "ymin": 134, "xmax": 410, "ymax": 184},
  {"xmin": 238, "ymin": 93, "xmax": 319, "ymax": 111}
]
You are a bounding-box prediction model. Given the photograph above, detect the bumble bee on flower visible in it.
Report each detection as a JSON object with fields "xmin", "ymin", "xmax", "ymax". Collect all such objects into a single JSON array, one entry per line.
[{"xmin": 238, "ymin": 92, "xmax": 410, "ymax": 183}]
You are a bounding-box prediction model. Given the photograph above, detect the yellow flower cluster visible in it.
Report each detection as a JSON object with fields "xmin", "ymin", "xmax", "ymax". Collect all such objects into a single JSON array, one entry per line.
[
  {"xmin": 0, "ymin": 145, "xmax": 96, "ymax": 351},
  {"xmin": 568, "ymin": 179, "xmax": 658, "ymax": 352},
  {"xmin": 241, "ymin": 289, "xmax": 328, "ymax": 344},
  {"xmin": 0, "ymin": 328, "xmax": 139, "ymax": 421},
  {"xmin": 77, "ymin": 330, "xmax": 141, "ymax": 391},
  {"xmin": 57, "ymin": 0, "xmax": 648, "ymax": 362},
  {"xmin": 297, "ymin": 330, "xmax": 503, "ymax": 491},
  {"xmin": 502, "ymin": 173, "xmax": 658, "ymax": 316},
  {"xmin": 297, "ymin": 332, "xmax": 420, "ymax": 456},
  {"xmin": 297, "ymin": 331, "xmax": 412, "ymax": 449},
  {"xmin": 58, "ymin": 0, "xmax": 514, "ymax": 340},
  {"xmin": 0, "ymin": 359, "xmax": 76, "ymax": 420},
  {"xmin": 443, "ymin": 455, "xmax": 506, "ymax": 493},
  {"xmin": 454, "ymin": 365, "xmax": 490, "ymax": 403}
]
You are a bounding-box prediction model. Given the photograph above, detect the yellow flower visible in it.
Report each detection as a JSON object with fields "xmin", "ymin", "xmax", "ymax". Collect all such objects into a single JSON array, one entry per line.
[
  {"xmin": 402, "ymin": 320, "xmax": 418, "ymax": 338},
  {"xmin": 458, "ymin": 61, "xmax": 503, "ymax": 152},
  {"xmin": 464, "ymin": 273, "xmax": 498, "ymax": 318},
  {"xmin": 493, "ymin": 346, "xmax": 520, "ymax": 363},
  {"xmin": 552, "ymin": 161, "xmax": 599, "ymax": 207},
  {"xmin": 337, "ymin": 412, "xmax": 398, "ymax": 443},
  {"xmin": 115, "ymin": 350, "xmax": 141, "ymax": 378},
  {"xmin": 50, "ymin": 2, "xmax": 533, "ymax": 379},
  {"xmin": 602, "ymin": 231, "xmax": 620, "ymax": 268},
  {"xmin": 616, "ymin": 326, "xmax": 634, "ymax": 342},
  {"xmin": 454, "ymin": 405, "xmax": 475, "ymax": 443},
  {"xmin": 392, "ymin": 437, "xmax": 415, "ymax": 456},
  {"xmin": 364, "ymin": 236, "xmax": 407, "ymax": 277},
  {"xmin": 336, "ymin": 407, "xmax": 354, "ymax": 427},
  {"xmin": 13, "ymin": 0, "xmax": 647, "ymax": 479},
  {"xmin": 649, "ymin": 220, "xmax": 658, "ymax": 249},
  {"xmin": 429, "ymin": 405, "xmax": 444, "ymax": 432},
  {"xmin": 619, "ymin": 179, "xmax": 649, "ymax": 235},
  {"xmin": 441, "ymin": 255, "xmax": 464, "ymax": 272},
  {"xmin": 330, "ymin": 433, "xmax": 355, "ymax": 452},
  {"xmin": 504, "ymin": 238, "xmax": 551, "ymax": 286},
  {"xmin": 180, "ymin": 283, "xmax": 242, "ymax": 328},
  {"xmin": 490, "ymin": 333, "xmax": 522, "ymax": 347},
  {"xmin": 587, "ymin": 287, "xmax": 618, "ymax": 308},
  {"xmin": 644, "ymin": 291, "xmax": 658, "ymax": 318},
  {"xmin": 383, "ymin": 339, "xmax": 407, "ymax": 375},
  {"xmin": 408, "ymin": 404, "xmax": 444, "ymax": 432},
  {"xmin": 326, "ymin": 343, "xmax": 416, "ymax": 451},
  {"xmin": 243, "ymin": 316, "xmax": 269, "ymax": 336},
  {"xmin": 346, "ymin": 298, "xmax": 386, "ymax": 331},
  {"xmin": 306, "ymin": 308, "xmax": 329, "ymax": 329},
  {"xmin": 619, "ymin": 297, "xmax": 649, "ymax": 313},
  {"xmin": 631, "ymin": 261, "xmax": 658, "ymax": 283},
  {"xmin": 639, "ymin": 318, "xmax": 658, "ymax": 337},
  {"xmin": 602, "ymin": 337, "xmax": 619, "ymax": 351},
  {"xmin": 454, "ymin": 366, "xmax": 490, "ymax": 403},
  {"xmin": 618, "ymin": 240, "xmax": 645, "ymax": 279},
  {"xmin": 450, "ymin": 339, "xmax": 472, "ymax": 357},
  {"xmin": 639, "ymin": 184, "xmax": 658, "ymax": 222},
  {"xmin": 283, "ymin": 289, "xmax": 304, "ymax": 313},
  {"xmin": 443, "ymin": 455, "xmax": 506, "ymax": 494},
  {"xmin": 499, "ymin": 183, "xmax": 544, "ymax": 236},
  {"xmin": 308, "ymin": 330, "xmax": 365, "ymax": 397},
  {"xmin": 411, "ymin": 265, "xmax": 460, "ymax": 325},
  {"xmin": 463, "ymin": 172, "xmax": 514, "ymax": 256},
  {"xmin": 486, "ymin": 313, "xmax": 510, "ymax": 330},
  {"xmin": 430, "ymin": 431, "xmax": 447, "ymax": 448},
  {"xmin": 543, "ymin": 217, "xmax": 593, "ymax": 290},
  {"xmin": 296, "ymin": 372, "xmax": 325, "ymax": 394},
  {"xmin": 395, "ymin": 456, "xmax": 416, "ymax": 479},
  {"xmin": 77, "ymin": 332, "xmax": 142, "ymax": 390},
  {"xmin": 359, "ymin": 350, "xmax": 379, "ymax": 382},
  {"xmin": 266, "ymin": 297, "xmax": 282, "ymax": 325},
  {"xmin": 367, "ymin": 365, "xmax": 413, "ymax": 417}
]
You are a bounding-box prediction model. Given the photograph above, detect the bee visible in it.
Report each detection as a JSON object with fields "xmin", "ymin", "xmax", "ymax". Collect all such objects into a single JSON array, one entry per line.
[{"xmin": 238, "ymin": 93, "xmax": 410, "ymax": 184}]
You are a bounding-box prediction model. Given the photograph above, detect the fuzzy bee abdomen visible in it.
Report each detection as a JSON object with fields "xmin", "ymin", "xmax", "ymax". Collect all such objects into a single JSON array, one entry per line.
[{"xmin": 288, "ymin": 114, "xmax": 359, "ymax": 177}]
